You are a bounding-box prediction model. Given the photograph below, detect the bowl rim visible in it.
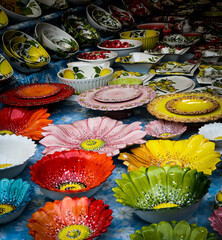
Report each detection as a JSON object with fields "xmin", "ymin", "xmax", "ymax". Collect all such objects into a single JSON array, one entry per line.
[
  {"xmin": 76, "ymin": 50, "xmax": 118, "ymax": 62},
  {"xmin": 97, "ymin": 39, "xmax": 143, "ymax": 50},
  {"xmin": 120, "ymin": 29, "xmax": 160, "ymax": 39}
]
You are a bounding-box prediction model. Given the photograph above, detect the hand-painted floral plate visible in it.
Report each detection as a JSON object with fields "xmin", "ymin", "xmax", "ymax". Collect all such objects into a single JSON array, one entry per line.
[
  {"xmin": 94, "ymin": 85, "xmax": 141, "ymax": 102},
  {"xmin": 190, "ymin": 87, "xmax": 219, "ymax": 95},
  {"xmin": 196, "ymin": 65, "xmax": 222, "ymax": 84},
  {"xmin": 77, "ymin": 85, "xmax": 156, "ymax": 111},
  {"xmin": 147, "ymin": 92, "xmax": 222, "ymax": 123},
  {"xmin": 0, "ymin": 83, "xmax": 74, "ymax": 106},
  {"xmin": 15, "ymin": 83, "xmax": 61, "ymax": 99}
]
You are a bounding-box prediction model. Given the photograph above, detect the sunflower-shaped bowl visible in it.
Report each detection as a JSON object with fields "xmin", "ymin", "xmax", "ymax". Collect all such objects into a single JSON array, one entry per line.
[
  {"xmin": 113, "ymin": 164, "xmax": 211, "ymax": 223},
  {"xmin": 209, "ymin": 207, "xmax": 222, "ymax": 236},
  {"xmin": 0, "ymin": 178, "xmax": 33, "ymax": 224},
  {"xmin": 28, "ymin": 196, "xmax": 113, "ymax": 239},
  {"xmin": 118, "ymin": 135, "xmax": 221, "ymax": 174},
  {"xmin": 0, "ymin": 134, "xmax": 37, "ymax": 179},
  {"xmin": 30, "ymin": 149, "xmax": 115, "ymax": 200},
  {"xmin": 130, "ymin": 220, "xmax": 219, "ymax": 240},
  {"xmin": 145, "ymin": 120, "xmax": 187, "ymax": 140}
]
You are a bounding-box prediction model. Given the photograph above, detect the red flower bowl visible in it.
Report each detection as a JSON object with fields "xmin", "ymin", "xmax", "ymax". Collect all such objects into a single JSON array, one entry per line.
[{"xmin": 30, "ymin": 149, "xmax": 115, "ymax": 200}]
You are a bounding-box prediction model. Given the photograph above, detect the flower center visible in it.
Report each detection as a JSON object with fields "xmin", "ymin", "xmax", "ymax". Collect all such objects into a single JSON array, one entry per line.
[
  {"xmin": 0, "ymin": 204, "xmax": 16, "ymax": 215},
  {"xmin": 59, "ymin": 182, "xmax": 86, "ymax": 191},
  {"xmin": 160, "ymin": 160, "xmax": 183, "ymax": 167},
  {"xmin": 0, "ymin": 130, "xmax": 14, "ymax": 136},
  {"xmin": 152, "ymin": 203, "xmax": 179, "ymax": 209},
  {"xmin": 58, "ymin": 224, "xmax": 92, "ymax": 240},
  {"xmin": 80, "ymin": 139, "xmax": 105, "ymax": 151},
  {"xmin": 0, "ymin": 164, "xmax": 12, "ymax": 169}
]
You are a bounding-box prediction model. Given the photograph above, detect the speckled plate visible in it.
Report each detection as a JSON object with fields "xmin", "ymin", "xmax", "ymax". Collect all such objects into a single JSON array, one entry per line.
[{"xmin": 147, "ymin": 92, "xmax": 222, "ymax": 123}]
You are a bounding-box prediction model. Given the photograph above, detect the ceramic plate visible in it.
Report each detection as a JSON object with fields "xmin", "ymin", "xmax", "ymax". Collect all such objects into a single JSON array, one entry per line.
[
  {"xmin": 0, "ymin": 84, "xmax": 74, "ymax": 106},
  {"xmin": 15, "ymin": 83, "xmax": 61, "ymax": 99},
  {"xmin": 146, "ymin": 46, "xmax": 190, "ymax": 56},
  {"xmin": 165, "ymin": 96, "xmax": 220, "ymax": 115},
  {"xmin": 147, "ymin": 92, "xmax": 222, "ymax": 123},
  {"xmin": 190, "ymin": 87, "xmax": 219, "ymax": 95},
  {"xmin": 148, "ymin": 76, "xmax": 194, "ymax": 94},
  {"xmin": 196, "ymin": 65, "xmax": 222, "ymax": 84},
  {"xmin": 150, "ymin": 62, "xmax": 198, "ymax": 76},
  {"xmin": 94, "ymin": 85, "xmax": 141, "ymax": 103},
  {"xmin": 77, "ymin": 85, "xmax": 156, "ymax": 111}
]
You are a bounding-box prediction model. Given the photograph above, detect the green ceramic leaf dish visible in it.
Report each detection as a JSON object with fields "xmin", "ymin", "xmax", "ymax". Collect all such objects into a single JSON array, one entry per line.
[{"xmin": 130, "ymin": 220, "xmax": 219, "ymax": 240}]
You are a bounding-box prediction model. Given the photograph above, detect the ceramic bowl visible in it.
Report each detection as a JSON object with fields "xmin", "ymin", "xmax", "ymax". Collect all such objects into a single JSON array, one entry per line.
[
  {"xmin": 86, "ymin": 4, "xmax": 122, "ymax": 35},
  {"xmin": 198, "ymin": 122, "xmax": 222, "ymax": 148},
  {"xmin": 214, "ymin": 190, "xmax": 222, "ymax": 209},
  {"xmin": 28, "ymin": 196, "xmax": 113, "ymax": 239},
  {"xmin": 61, "ymin": 13, "xmax": 100, "ymax": 48},
  {"xmin": 57, "ymin": 62, "xmax": 113, "ymax": 94},
  {"xmin": 209, "ymin": 207, "xmax": 222, "ymax": 236},
  {"xmin": 0, "ymin": 178, "xmax": 33, "ymax": 224},
  {"xmin": 115, "ymin": 52, "xmax": 164, "ymax": 73},
  {"xmin": 0, "ymin": 0, "xmax": 41, "ymax": 22},
  {"xmin": 212, "ymin": 78, "xmax": 222, "ymax": 94},
  {"xmin": 163, "ymin": 34, "xmax": 199, "ymax": 47},
  {"xmin": 35, "ymin": 22, "xmax": 79, "ymax": 59},
  {"xmin": 108, "ymin": 5, "xmax": 135, "ymax": 28},
  {"xmin": 97, "ymin": 39, "xmax": 142, "ymax": 57},
  {"xmin": 108, "ymin": 77, "xmax": 143, "ymax": 85},
  {"xmin": 137, "ymin": 23, "xmax": 174, "ymax": 31},
  {"xmin": 182, "ymin": 32, "xmax": 202, "ymax": 41},
  {"xmin": 130, "ymin": 220, "xmax": 218, "ymax": 240},
  {"xmin": 202, "ymin": 50, "xmax": 222, "ymax": 64},
  {"xmin": 76, "ymin": 50, "xmax": 118, "ymax": 66},
  {"xmin": 0, "ymin": 54, "xmax": 13, "ymax": 83},
  {"xmin": 30, "ymin": 149, "xmax": 115, "ymax": 200},
  {"xmin": 36, "ymin": 0, "xmax": 68, "ymax": 9},
  {"xmin": 113, "ymin": 164, "xmax": 210, "ymax": 223},
  {"xmin": 145, "ymin": 120, "xmax": 187, "ymax": 140},
  {"xmin": 0, "ymin": 134, "xmax": 37, "ymax": 179},
  {"xmin": 0, "ymin": 8, "xmax": 8, "ymax": 28},
  {"xmin": 2, "ymin": 30, "xmax": 50, "ymax": 73},
  {"xmin": 120, "ymin": 30, "xmax": 160, "ymax": 51}
]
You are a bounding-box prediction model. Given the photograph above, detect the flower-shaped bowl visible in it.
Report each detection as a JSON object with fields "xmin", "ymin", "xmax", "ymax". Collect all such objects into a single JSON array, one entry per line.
[
  {"xmin": 39, "ymin": 116, "xmax": 146, "ymax": 156},
  {"xmin": 35, "ymin": 22, "xmax": 79, "ymax": 60},
  {"xmin": 113, "ymin": 164, "xmax": 211, "ymax": 223},
  {"xmin": 209, "ymin": 207, "xmax": 222, "ymax": 236},
  {"xmin": 0, "ymin": 178, "xmax": 33, "ymax": 224},
  {"xmin": 0, "ymin": 8, "xmax": 8, "ymax": 29},
  {"xmin": 86, "ymin": 4, "xmax": 122, "ymax": 35},
  {"xmin": 130, "ymin": 220, "xmax": 219, "ymax": 239},
  {"xmin": 76, "ymin": 50, "xmax": 118, "ymax": 66},
  {"xmin": 198, "ymin": 122, "xmax": 222, "ymax": 148},
  {"xmin": 120, "ymin": 30, "xmax": 160, "ymax": 51},
  {"xmin": 145, "ymin": 120, "xmax": 187, "ymax": 140},
  {"xmin": 57, "ymin": 62, "xmax": 113, "ymax": 94},
  {"xmin": 30, "ymin": 149, "xmax": 115, "ymax": 200},
  {"xmin": 0, "ymin": 54, "xmax": 13, "ymax": 84},
  {"xmin": 97, "ymin": 39, "xmax": 142, "ymax": 57},
  {"xmin": 118, "ymin": 134, "xmax": 221, "ymax": 174},
  {"xmin": 0, "ymin": 0, "xmax": 41, "ymax": 22},
  {"xmin": 28, "ymin": 196, "xmax": 113, "ymax": 239},
  {"xmin": 108, "ymin": 77, "xmax": 143, "ymax": 85},
  {"xmin": 115, "ymin": 52, "xmax": 164, "ymax": 73},
  {"xmin": 212, "ymin": 78, "xmax": 222, "ymax": 94},
  {"xmin": 0, "ymin": 134, "xmax": 37, "ymax": 179}
]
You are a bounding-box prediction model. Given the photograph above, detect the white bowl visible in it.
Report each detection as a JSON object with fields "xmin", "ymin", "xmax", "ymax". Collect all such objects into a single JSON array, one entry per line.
[
  {"xmin": 198, "ymin": 122, "xmax": 222, "ymax": 148},
  {"xmin": 57, "ymin": 62, "xmax": 114, "ymax": 94},
  {"xmin": 0, "ymin": 0, "xmax": 41, "ymax": 22},
  {"xmin": 115, "ymin": 52, "xmax": 164, "ymax": 73},
  {"xmin": 0, "ymin": 135, "xmax": 37, "ymax": 179},
  {"xmin": 86, "ymin": 4, "xmax": 122, "ymax": 35},
  {"xmin": 97, "ymin": 39, "xmax": 142, "ymax": 57},
  {"xmin": 202, "ymin": 50, "xmax": 222, "ymax": 64}
]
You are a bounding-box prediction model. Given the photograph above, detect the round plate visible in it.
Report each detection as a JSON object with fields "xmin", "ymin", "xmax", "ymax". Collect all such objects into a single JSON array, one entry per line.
[
  {"xmin": 15, "ymin": 83, "xmax": 61, "ymax": 99},
  {"xmin": 94, "ymin": 85, "xmax": 141, "ymax": 103},
  {"xmin": 165, "ymin": 96, "xmax": 220, "ymax": 115},
  {"xmin": 147, "ymin": 92, "xmax": 222, "ymax": 123},
  {"xmin": 0, "ymin": 84, "xmax": 74, "ymax": 106},
  {"xmin": 77, "ymin": 85, "xmax": 156, "ymax": 111}
]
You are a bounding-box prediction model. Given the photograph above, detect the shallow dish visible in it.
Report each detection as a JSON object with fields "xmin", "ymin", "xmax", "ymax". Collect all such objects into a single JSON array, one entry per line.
[
  {"xmin": 28, "ymin": 196, "xmax": 113, "ymax": 239},
  {"xmin": 0, "ymin": 54, "xmax": 13, "ymax": 83},
  {"xmin": 0, "ymin": 0, "xmax": 41, "ymax": 22},
  {"xmin": 113, "ymin": 164, "xmax": 210, "ymax": 223},
  {"xmin": 196, "ymin": 65, "xmax": 222, "ymax": 85},
  {"xmin": 0, "ymin": 8, "xmax": 8, "ymax": 28},
  {"xmin": 97, "ymin": 39, "xmax": 142, "ymax": 57},
  {"xmin": 212, "ymin": 78, "xmax": 222, "ymax": 94},
  {"xmin": 0, "ymin": 134, "xmax": 36, "ymax": 179},
  {"xmin": 202, "ymin": 50, "xmax": 222, "ymax": 64},
  {"xmin": 30, "ymin": 149, "xmax": 115, "ymax": 200},
  {"xmin": 108, "ymin": 77, "xmax": 143, "ymax": 85},
  {"xmin": 163, "ymin": 34, "xmax": 199, "ymax": 47},
  {"xmin": 130, "ymin": 220, "xmax": 219, "ymax": 240},
  {"xmin": 0, "ymin": 178, "xmax": 33, "ymax": 224},
  {"xmin": 120, "ymin": 30, "xmax": 160, "ymax": 51},
  {"xmin": 145, "ymin": 120, "xmax": 187, "ymax": 140}
]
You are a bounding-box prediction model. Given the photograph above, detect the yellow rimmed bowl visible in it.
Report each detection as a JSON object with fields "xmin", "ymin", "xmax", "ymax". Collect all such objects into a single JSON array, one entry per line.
[{"xmin": 0, "ymin": 54, "xmax": 13, "ymax": 84}]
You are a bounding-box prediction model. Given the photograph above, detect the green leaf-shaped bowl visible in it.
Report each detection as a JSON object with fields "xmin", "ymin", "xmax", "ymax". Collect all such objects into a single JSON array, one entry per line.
[
  {"xmin": 130, "ymin": 220, "xmax": 219, "ymax": 240},
  {"xmin": 112, "ymin": 165, "xmax": 211, "ymax": 223}
]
